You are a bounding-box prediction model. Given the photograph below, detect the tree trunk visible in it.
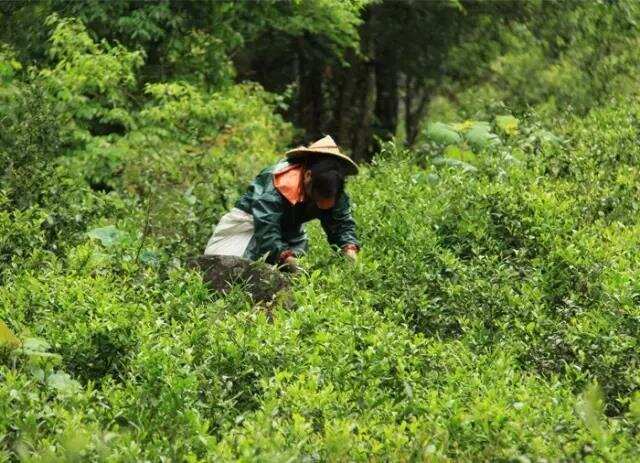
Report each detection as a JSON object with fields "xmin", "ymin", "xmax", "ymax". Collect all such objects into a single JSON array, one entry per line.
[
  {"xmin": 297, "ymin": 36, "xmax": 324, "ymax": 141},
  {"xmin": 404, "ymin": 74, "xmax": 415, "ymax": 146},
  {"xmin": 353, "ymin": 60, "xmax": 376, "ymax": 161},
  {"xmin": 374, "ymin": 51, "xmax": 398, "ymax": 141},
  {"xmin": 352, "ymin": 9, "xmax": 377, "ymax": 161},
  {"xmin": 336, "ymin": 49, "xmax": 357, "ymax": 148},
  {"xmin": 404, "ymin": 75, "xmax": 430, "ymax": 147}
]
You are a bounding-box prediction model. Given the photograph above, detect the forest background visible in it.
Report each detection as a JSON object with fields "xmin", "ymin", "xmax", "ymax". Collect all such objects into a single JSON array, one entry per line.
[{"xmin": 3, "ymin": 0, "xmax": 640, "ymax": 461}]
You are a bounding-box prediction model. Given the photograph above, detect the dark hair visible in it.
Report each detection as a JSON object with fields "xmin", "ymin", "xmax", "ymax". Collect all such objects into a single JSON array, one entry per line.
[{"xmin": 307, "ymin": 157, "xmax": 346, "ymax": 199}]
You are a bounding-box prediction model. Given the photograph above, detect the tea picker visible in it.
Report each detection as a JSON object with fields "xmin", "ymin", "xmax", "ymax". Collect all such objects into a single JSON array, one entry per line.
[{"xmin": 197, "ymin": 135, "xmax": 360, "ymax": 299}]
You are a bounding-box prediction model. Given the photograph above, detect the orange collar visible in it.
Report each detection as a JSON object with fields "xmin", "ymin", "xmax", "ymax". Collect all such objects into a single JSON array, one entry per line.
[{"xmin": 273, "ymin": 164, "xmax": 305, "ymax": 205}]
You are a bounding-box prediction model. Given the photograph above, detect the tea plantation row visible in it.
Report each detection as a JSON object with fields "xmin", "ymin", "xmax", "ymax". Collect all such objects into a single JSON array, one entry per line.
[{"xmin": 3, "ymin": 98, "xmax": 640, "ymax": 460}]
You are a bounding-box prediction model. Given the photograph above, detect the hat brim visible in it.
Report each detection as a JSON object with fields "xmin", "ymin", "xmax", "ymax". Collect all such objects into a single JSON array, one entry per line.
[{"xmin": 286, "ymin": 148, "xmax": 359, "ymax": 176}]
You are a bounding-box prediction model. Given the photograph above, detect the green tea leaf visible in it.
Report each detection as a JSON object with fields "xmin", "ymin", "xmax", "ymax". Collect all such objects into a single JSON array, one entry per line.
[
  {"xmin": 576, "ymin": 383, "xmax": 606, "ymax": 437},
  {"xmin": 86, "ymin": 226, "xmax": 127, "ymax": 248},
  {"xmin": 22, "ymin": 338, "xmax": 51, "ymax": 352},
  {"xmin": 425, "ymin": 122, "xmax": 462, "ymax": 145},
  {"xmin": 139, "ymin": 249, "xmax": 160, "ymax": 266},
  {"xmin": 495, "ymin": 115, "xmax": 519, "ymax": 135},
  {"xmin": 47, "ymin": 371, "xmax": 81, "ymax": 394},
  {"xmin": 432, "ymin": 156, "xmax": 477, "ymax": 172},
  {"xmin": 465, "ymin": 122, "xmax": 501, "ymax": 149},
  {"xmin": 0, "ymin": 320, "xmax": 21, "ymax": 348},
  {"xmin": 444, "ymin": 144, "xmax": 477, "ymax": 164}
]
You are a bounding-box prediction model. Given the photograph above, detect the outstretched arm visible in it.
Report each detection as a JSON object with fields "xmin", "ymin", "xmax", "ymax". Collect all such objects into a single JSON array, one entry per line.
[{"xmin": 320, "ymin": 193, "xmax": 360, "ymax": 258}]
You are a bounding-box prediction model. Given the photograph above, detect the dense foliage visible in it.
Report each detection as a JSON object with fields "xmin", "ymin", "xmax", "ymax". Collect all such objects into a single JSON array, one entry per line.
[{"xmin": 3, "ymin": 1, "xmax": 640, "ymax": 461}]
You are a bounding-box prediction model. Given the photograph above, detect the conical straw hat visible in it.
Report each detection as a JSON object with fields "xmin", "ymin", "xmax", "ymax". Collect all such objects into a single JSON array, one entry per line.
[{"xmin": 286, "ymin": 135, "xmax": 358, "ymax": 175}]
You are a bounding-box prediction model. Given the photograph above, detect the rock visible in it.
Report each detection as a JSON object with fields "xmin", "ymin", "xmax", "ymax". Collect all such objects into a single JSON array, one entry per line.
[{"xmin": 193, "ymin": 255, "xmax": 290, "ymax": 303}]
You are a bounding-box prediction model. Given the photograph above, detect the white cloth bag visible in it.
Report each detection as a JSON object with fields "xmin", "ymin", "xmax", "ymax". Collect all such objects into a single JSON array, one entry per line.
[{"xmin": 204, "ymin": 208, "xmax": 255, "ymax": 257}]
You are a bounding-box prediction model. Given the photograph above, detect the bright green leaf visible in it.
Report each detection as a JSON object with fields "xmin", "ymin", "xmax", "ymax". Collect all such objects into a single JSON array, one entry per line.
[
  {"xmin": 47, "ymin": 371, "xmax": 81, "ymax": 394},
  {"xmin": 495, "ymin": 115, "xmax": 519, "ymax": 136},
  {"xmin": 86, "ymin": 226, "xmax": 128, "ymax": 247},
  {"xmin": 425, "ymin": 122, "xmax": 462, "ymax": 145},
  {"xmin": 0, "ymin": 320, "xmax": 21, "ymax": 348},
  {"xmin": 465, "ymin": 122, "xmax": 501, "ymax": 149}
]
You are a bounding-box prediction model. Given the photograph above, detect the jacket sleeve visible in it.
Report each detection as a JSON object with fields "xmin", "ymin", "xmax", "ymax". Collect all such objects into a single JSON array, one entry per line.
[
  {"xmin": 251, "ymin": 181, "xmax": 289, "ymax": 263},
  {"xmin": 320, "ymin": 193, "xmax": 360, "ymax": 250},
  {"xmin": 286, "ymin": 226, "xmax": 309, "ymax": 256}
]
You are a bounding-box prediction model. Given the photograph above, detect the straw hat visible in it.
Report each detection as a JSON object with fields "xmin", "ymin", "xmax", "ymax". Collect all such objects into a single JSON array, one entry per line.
[{"xmin": 286, "ymin": 135, "xmax": 358, "ymax": 175}]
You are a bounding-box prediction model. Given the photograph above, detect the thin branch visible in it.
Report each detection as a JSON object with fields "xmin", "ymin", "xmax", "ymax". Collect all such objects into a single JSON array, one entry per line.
[{"xmin": 134, "ymin": 192, "xmax": 152, "ymax": 265}]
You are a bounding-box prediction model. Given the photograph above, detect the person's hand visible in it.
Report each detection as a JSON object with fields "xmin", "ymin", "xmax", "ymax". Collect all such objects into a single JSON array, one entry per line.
[
  {"xmin": 343, "ymin": 247, "xmax": 358, "ymax": 261},
  {"xmin": 282, "ymin": 256, "xmax": 301, "ymax": 273}
]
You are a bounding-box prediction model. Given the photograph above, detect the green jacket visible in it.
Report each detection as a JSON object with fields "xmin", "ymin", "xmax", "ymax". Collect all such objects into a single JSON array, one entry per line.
[{"xmin": 235, "ymin": 160, "xmax": 359, "ymax": 262}]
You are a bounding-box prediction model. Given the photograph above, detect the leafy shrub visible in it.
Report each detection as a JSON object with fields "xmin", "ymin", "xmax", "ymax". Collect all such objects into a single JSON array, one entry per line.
[
  {"xmin": 438, "ymin": 1, "xmax": 640, "ymax": 122},
  {"xmin": 68, "ymin": 81, "xmax": 294, "ymax": 260},
  {"xmin": 0, "ymin": 84, "xmax": 61, "ymax": 210},
  {"xmin": 0, "ymin": 86, "xmax": 127, "ymax": 264},
  {"xmin": 0, "ymin": 195, "xmax": 47, "ymax": 278},
  {"xmin": 39, "ymin": 15, "xmax": 143, "ymax": 143}
]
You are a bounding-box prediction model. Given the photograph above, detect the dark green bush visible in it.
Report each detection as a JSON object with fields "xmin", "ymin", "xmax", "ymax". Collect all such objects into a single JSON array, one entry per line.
[{"xmin": 0, "ymin": 85, "xmax": 62, "ymax": 210}]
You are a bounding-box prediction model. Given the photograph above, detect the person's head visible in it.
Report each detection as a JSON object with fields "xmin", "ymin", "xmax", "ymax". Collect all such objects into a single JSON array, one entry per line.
[{"xmin": 302, "ymin": 157, "xmax": 346, "ymax": 210}]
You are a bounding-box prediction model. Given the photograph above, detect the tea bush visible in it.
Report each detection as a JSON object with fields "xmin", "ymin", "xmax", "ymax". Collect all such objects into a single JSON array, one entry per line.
[{"xmin": 5, "ymin": 99, "xmax": 640, "ymax": 460}]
